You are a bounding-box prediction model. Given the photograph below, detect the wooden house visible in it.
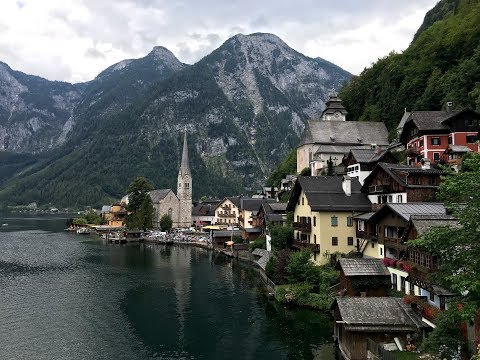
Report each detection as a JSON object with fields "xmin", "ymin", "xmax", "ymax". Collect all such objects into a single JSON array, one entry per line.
[
  {"xmin": 361, "ymin": 162, "xmax": 444, "ymax": 207},
  {"xmin": 337, "ymin": 258, "xmax": 391, "ymax": 297},
  {"xmin": 332, "ymin": 297, "xmax": 426, "ymax": 360}
]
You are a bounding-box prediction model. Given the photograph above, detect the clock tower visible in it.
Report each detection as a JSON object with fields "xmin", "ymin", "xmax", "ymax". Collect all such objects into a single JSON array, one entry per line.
[{"xmin": 321, "ymin": 90, "xmax": 348, "ymax": 121}]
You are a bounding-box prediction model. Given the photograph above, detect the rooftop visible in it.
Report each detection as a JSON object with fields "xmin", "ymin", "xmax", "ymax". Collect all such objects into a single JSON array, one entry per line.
[
  {"xmin": 287, "ymin": 176, "xmax": 371, "ymax": 212},
  {"xmin": 338, "ymin": 258, "xmax": 390, "ymax": 277},
  {"xmin": 299, "ymin": 120, "xmax": 389, "ymax": 147},
  {"xmin": 371, "ymin": 203, "xmax": 447, "ymax": 222},
  {"xmin": 409, "ymin": 214, "xmax": 459, "ymax": 236},
  {"xmin": 333, "ymin": 297, "xmax": 425, "ymax": 332}
]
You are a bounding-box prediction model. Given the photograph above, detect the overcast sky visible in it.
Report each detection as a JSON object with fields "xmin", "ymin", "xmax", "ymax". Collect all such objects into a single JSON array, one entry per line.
[{"xmin": 0, "ymin": 0, "xmax": 438, "ymax": 83}]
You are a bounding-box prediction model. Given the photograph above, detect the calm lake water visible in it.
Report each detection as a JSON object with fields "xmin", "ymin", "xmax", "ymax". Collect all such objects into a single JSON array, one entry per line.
[{"xmin": 0, "ymin": 215, "xmax": 336, "ymax": 359}]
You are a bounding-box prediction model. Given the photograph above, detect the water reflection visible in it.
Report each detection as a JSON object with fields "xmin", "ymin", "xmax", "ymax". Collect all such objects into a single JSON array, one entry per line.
[{"xmin": 0, "ymin": 216, "xmax": 335, "ymax": 360}]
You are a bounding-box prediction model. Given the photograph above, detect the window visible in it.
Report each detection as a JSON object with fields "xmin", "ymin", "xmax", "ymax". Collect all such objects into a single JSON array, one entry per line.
[
  {"xmin": 380, "ymin": 247, "xmax": 383, "ymax": 256},
  {"xmin": 332, "ymin": 237, "xmax": 338, "ymax": 246},
  {"xmin": 466, "ymin": 135, "xmax": 477, "ymax": 143},
  {"xmin": 297, "ymin": 216, "xmax": 299, "ymax": 222},
  {"xmin": 401, "ymin": 277, "xmax": 406, "ymax": 291},
  {"xmin": 168, "ymin": 208, "xmax": 173, "ymax": 218},
  {"xmin": 396, "ymin": 195, "xmax": 403, "ymax": 203},
  {"xmin": 429, "ymin": 292, "xmax": 435, "ymax": 302},
  {"xmin": 388, "ymin": 195, "xmax": 393, "ymax": 203},
  {"xmin": 331, "ymin": 216, "xmax": 338, "ymax": 227},
  {"xmin": 347, "ymin": 237, "xmax": 353, "ymax": 246},
  {"xmin": 448, "ymin": 137, "xmax": 452, "ymax": 144},
  {"xmin": 420, "ymin": 254, "xmax": 425, "ymax": 267},
  {"xmin": 413, "ymin": 176, "xmax": 420, "ymax": 185},
  {"xmin": 392, "ymin": 273, "xmax": 397, "ymax": 285},
  {"xmin": 419, "ymin": 140, "xmax": 424, "ymax": 147},
  {"xmin": 371, "ymin": 242, "xmax": 375, "ymax": 248},
  {"xmin": 301, "ymin": 197, "xmax": 304, "ymax": 205},
  {"xmin": 431, "ymin": 137, "xmax": 440, "ymax": 146},
  {"xmin": 433, "ymin": 152, "xmax": 440, "ymax": 162},
  {"xmin": 185, "ymin": 183, "xmax": 190, "ymax": 190},
  {"xmin": 428, "ymin": 177, "xmax": 436, "ymax": 185},
  {"xmin": 313, "ymin": 216, "xmax": 316, "ymax": 227},
  {"xmin": 425, "ymin": 256, "xmax": 431, "ymax": 269},
  {"xmin": 357, "ymin": 220, "xmax": 365, "ymax": 231},
  {"xmin": 347, "ymin": 217, "xmax": 353, "ymax": 227},
  {"xmin": 314, "ymin": 235, "xmax": 317, "ymax": 244}
]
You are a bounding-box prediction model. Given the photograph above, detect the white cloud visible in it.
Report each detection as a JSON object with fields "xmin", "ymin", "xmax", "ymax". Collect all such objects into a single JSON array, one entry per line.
[{"xmin": 0, "ymin": 0, "xmax": 438, "ymax": 82}]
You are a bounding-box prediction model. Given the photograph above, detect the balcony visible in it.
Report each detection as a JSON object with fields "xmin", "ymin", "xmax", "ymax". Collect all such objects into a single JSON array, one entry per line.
[
  {"xmin": 293, "ymin": 222, "xmax": 311, "ymax": 233},
  {"xmin": 368, "ymin": 184, "xmax": 390, "ymax": 193},
  {"xmin": 356, "ymin": 230, "xmax": 377, "ymax": 240},
  {"xmin": 221, "ymin": 204, "xmax": 232, "ymax": 210},
  {"xmin": 406, "ymin": 146, "xmax": 421, "ymax": 156},
  {"xmin": 383, "ymin": 236, "xmax": 407, "ymax": 250},
  {"xmin": 219, "ymin": 212, "xmax": 237, "ymax": 218},
  {"xmin": 292, "ymin": 240, "xmax": 320, "ymax": 252}
]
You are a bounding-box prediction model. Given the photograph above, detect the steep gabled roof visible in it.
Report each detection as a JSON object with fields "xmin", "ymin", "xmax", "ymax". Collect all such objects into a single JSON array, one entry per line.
[
  {"xmin": 361, "ymin": 162, "xmax": 444, "ymax": 192},
  {"xmin": 370, "ymin": 203, "xmax": 447, "ymax": 223},
  {"xmin": 338, "ymin": 258, "xmax": 390, "ymax": 277},
  {"xmin": 299, "ymin": 120, "xmax": 389, "ymax": 147},
  {"xmin": 332, "ymin": 297, "xmax": 425, "ymax": 332},
  {"xmin": 240, "ymin": 198, "xmax": 275, "ymax": 211},
  {"xmin": 347, "ymin": 148, "xmax": 394, "ymax": 164},
  {"xmin": 409, "ymin": 214, "xmax": 459, "ymax": 237},
  {"xmin": 149, "ymin": 189, "xmax": 175, "ymax": 203},
  {"xmin": 286, "ymin": 176, "xmax": 371, "ymax": 212}
]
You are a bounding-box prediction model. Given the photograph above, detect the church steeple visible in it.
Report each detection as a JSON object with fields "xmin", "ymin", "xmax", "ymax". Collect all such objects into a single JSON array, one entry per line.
[
  {"xmin": 179, "ymin": 129, "xmax": 190, "ymax": 177},
  {"xmin": 177, "ymin": 129, "xmax": 192, "ymax": 227}
]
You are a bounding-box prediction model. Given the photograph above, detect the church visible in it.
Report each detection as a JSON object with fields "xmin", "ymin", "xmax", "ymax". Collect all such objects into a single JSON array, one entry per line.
[
  {"xmin": 149, "ymin": 131, "xmax": 192, "ymax": 229},
  {"xmin": 296, "ymin": 92, "xmax": 390, "ymax": 175}
]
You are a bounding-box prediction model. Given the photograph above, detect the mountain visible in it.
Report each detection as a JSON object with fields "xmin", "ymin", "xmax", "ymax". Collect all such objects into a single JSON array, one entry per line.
[
  {"xmin": 0, "ymin": 33, "xmax": 351, "ymax": 207},
  {"xmin": 339, "ymin": 0, "xmax": 480, "ymax": 136},
  {"xmin": 0, "ymin": 62, "xmax": 85, "ymax": 153}
]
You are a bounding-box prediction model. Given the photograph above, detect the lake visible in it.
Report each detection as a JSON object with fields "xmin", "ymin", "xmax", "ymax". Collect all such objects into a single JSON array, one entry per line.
[{"xmin": 0, "ymin": 215, "xmax": 336, "ymax": 359}]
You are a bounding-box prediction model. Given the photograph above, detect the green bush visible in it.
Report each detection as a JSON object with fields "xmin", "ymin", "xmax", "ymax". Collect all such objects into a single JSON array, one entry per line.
[
  {"xmin": 249, "ymin": 237, "xmax": 266, "ymax": 252},
  {"xmin": 265, "ymin": 256, "xmax": 276, "ymax": 279}
]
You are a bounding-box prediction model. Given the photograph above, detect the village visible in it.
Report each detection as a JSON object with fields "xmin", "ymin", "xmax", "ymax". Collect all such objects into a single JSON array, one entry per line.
[{"xmin": 70, "ymin": 93, "xmax": 480, "ymax": 360}]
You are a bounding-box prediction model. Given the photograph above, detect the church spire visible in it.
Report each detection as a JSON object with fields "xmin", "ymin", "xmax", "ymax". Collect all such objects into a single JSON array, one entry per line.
[{"xmin": 179, "ymin": 129, "xmax": 190, "ymax": 176}]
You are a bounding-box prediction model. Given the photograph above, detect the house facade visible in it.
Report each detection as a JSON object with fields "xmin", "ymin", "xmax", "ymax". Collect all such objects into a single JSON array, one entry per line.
[
  {"xmin": 343, "ymin": 148, "xmax": 398, "ymax": 185},
  {"xmin": 399, "ymin": 106, "xmax": 480, "ymax": 166},
  {"xmin": 214, "ymin": 197, "xmax": 240, "ymax": 227},
  {"xmin": 337, "ymin": 258, "xmax": 391, "ymax": 297},
  {"xmin": 286, "ymin": 176, "xmax": 371, "ymax": 265},
  {"xmin": 361, "ymin": 162, "xmax": 443, "ymax": 207}
]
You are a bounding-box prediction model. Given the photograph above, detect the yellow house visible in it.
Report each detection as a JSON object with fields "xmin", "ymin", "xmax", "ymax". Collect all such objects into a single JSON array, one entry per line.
[
  {"xmin": 287, "ymin": 176, "xmax": 372, "ymax": 265},
  {"xmin": 101, "ymin": 203, "xmax": 127, "ymax": 227}
]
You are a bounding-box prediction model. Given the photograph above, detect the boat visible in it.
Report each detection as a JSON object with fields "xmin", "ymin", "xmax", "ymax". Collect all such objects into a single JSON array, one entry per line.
[{"xmin": 76, "ymin": 227, "xmax": 90, "ymax": 234}]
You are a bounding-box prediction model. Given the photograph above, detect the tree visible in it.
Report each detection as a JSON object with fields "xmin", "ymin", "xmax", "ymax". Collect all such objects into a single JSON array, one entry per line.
[
  {"xmin": 159, "ymin": 214, "xmax": 173, "ymax": 231},
  {"xmin": 126, "ymin": 176, "xmax": 154, "ymax": 230},
  {"xmin": 270, "ymin": 223, "xmax": 293, "ymax": 251},
  {"xmin": 84, "ymin": 209, "xmax": 102, "ymax": 225},
  {"xmin": 300, "ymin": 167, "xmax": 311, "ymax": 176},
  {"xmin": 286, "ymin": 249, "xmax": 318, "ymax": 284},
  {"xmin": 409, "ymin": 154, "xmax": 480, "ymax": 356},
  {"xmin": 326, "ymin": 157, "xmax": 335, "ymax": 176}
]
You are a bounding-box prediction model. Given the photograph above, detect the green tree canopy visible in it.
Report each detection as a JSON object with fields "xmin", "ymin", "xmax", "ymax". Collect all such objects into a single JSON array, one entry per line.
[
  {"xmin": 159, "ymin": 214, "xmax": 173, "ymax": 231},
  {"xmin": 269, "ymin": 223, "xmax": 293, "ymax": 251},
  {"xmin": 126, "ymin": 176, "xmax": 154, "ymax": 230}
]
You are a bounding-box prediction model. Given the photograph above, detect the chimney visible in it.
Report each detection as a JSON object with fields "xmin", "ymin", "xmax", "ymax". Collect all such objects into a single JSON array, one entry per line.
[
  {"xmin": 375, "ymin": 146, "xmax": 382, "ymax": 155},
  {"xmin": 446, "ymin": 101, "xmax": 453, "ymax": 113},
  {"xmin": 342, "ymin": 176, "xmax": 351, "ymax": 196},
  {"xmin": 421, "ymin": 158, "xmax": 431, "ymax": 170}
]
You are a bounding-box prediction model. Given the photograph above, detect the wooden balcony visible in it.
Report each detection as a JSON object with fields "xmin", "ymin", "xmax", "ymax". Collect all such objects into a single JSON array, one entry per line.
[
  {"xmin": 383, "ymin": 236, "xmax": 407, "ymax": 250},
  {"xmin": 406, "ymin": 146, "xmax": 421, "ymax": 156},
  {"xmin": 221, "ymin": 204, "xmax": 232, "ymax": 210},
  {"xmin": 356, "ymin": 230, "xmax": 377, "ymax": 240},
  {"xmin": 293, "ymin": 222, "xmax": 311, "ymax": 233},
  {"xmin": 368, "ymin": 184, "xmax": 390, "ymax": 193},
  {"xmin": 292, "ymin": 240, "xmax": 320, "ymax": 252},
  {"xmin": 219, "ymin": 212, "xmax": 237, "ymax": 218}
]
